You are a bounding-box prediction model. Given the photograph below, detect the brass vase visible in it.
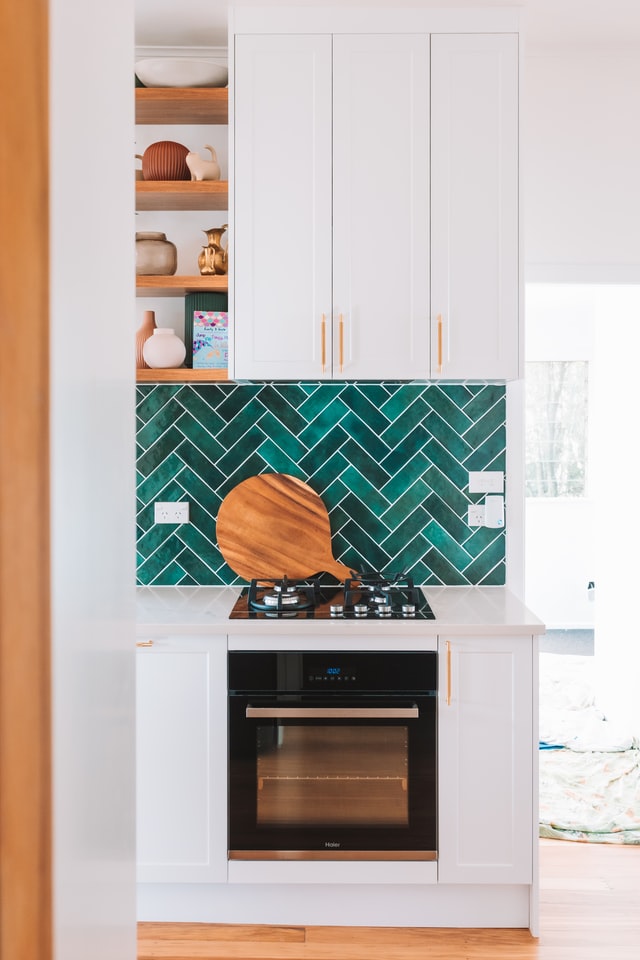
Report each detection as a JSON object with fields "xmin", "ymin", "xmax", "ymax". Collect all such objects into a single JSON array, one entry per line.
[{"xmin": 198, "ymin": 224, "xmax": 228, "ymax": 276}]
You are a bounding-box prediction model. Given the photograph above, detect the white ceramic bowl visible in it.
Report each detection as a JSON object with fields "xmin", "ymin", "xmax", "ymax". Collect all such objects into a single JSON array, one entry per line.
[{"xmin": 135, "ymin": 58, "xmax": 228, "ymax": 88}]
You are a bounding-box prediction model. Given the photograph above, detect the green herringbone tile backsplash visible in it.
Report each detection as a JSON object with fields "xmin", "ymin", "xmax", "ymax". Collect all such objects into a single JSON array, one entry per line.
[{"xmin": 136, "ymin": 381, "xmax": 506, "ymax": 585}]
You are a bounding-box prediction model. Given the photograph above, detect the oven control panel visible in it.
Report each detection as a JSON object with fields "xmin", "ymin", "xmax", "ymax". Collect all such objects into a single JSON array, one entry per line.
[{"xmin": 308, "ymin": 666, "xmax": 357, "ymax": 684}]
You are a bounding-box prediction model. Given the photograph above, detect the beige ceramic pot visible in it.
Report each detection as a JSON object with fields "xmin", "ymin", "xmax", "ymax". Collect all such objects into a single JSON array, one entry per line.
[{"xmin": 135, "ymin": 232, "xmax": 177, "ymax": 276}]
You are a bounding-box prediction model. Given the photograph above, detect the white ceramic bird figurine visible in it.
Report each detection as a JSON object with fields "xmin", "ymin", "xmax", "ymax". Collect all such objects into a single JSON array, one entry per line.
[{"xmin": 185, "ymin": 145, "xmax": 221, "ymax": 181}]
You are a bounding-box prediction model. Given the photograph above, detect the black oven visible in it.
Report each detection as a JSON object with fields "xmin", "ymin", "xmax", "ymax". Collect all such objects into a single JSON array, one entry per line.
[{"xmin": 228, "ymin": 650, "xmax": 437, "ymax": 861}]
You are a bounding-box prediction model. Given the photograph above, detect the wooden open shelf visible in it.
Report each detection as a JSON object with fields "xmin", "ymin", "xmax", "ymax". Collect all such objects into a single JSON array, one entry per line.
[
  {"xmin": 136, "ymin": 368, "xmax": 230, "ymax": 383},
  {"xmin": 136, "ymin": 275, "xmax": 228, "ymax": 298},
  {"xmin": 135, "ymin": 87, "xmax": 228, "ymax": 125},
  {"xmin": 136, "ymin": 180, "xmax": 228, "ymax": 211}
]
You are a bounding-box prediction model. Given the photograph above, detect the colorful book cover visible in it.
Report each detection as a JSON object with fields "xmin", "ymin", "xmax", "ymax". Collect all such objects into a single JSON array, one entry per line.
[{"xmin": 192, "ymin": 311, "xmax": 228, "ymax": 369}]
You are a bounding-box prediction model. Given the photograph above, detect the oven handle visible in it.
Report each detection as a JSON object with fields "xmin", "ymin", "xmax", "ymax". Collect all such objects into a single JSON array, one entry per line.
[{"xmin": 245, "ymin": 705, "xmax": 419, "ymax": 719}]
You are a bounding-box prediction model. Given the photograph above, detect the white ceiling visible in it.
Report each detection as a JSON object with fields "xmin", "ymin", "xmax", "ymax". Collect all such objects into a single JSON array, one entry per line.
[{"xmin": 135, "ymin": 0, "xmax": 640, "ymax": 51}]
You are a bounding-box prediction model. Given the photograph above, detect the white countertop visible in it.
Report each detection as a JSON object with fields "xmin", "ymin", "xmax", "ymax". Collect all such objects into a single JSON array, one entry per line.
[{"xmin": 136, "ymin": 585, "xmax": 545, "ymax": 637}]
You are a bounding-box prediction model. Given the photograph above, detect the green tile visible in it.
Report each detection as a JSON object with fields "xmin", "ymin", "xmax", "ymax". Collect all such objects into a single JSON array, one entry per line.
[
  {"xmin": 423, "ymin": 547, "xmax": 469, "ymax": 586},
  {"xmin": 423, "ymin": 493, "xmax": 469, "ymax": 544},
  {"xmin": 425, "ymin": 387, "xmax": 474, "ymax": 434},
  {"xmin": 136, "ymin": 379, "xmax": 506, "ymax": 586},
  {"xmin": 380, "ymin": 425, "xmax": 430, "ymax": 476},
  {"xmin": 341, "ymin": 411, "xmax": 391, "ymax": 465},
  {"xmin": 381, "ymin": 507, "xmax": 430, "ymax": 558},
  {"xmin": 299, "ymin": 425, "xmax": 350, "ymax": 475},
  {"xmin": 380, "ymin": 396, "xmax": 429, "ymax": 447},
  {"xmin": 137, "ymin": 426, "xmax": 185, "ymax": 478},
  {"xmin": 339, "ymin": 439, "xmax": 390, "ymax": 489},
  {"xmin": 257, "ymin": 411, "xmax": 308, "ymax": 460},
  {"xmin": 380, "ymin": 452, "xmax": 429, "ymax": 503},
  {"xmin": 258, "ymin": 384, "xmax": 308, "ymax": 433},
  {"xmin": 137, "ymin": 461, "xmax": 186, "ymax": 507}
]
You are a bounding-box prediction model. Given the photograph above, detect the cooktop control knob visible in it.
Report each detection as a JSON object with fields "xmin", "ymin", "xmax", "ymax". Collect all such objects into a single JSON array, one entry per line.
[
  {"xmin": 353, "ymin": 603, "xmax": 369, "ymax": 617},
  {"xmin": 376, "ymin": 604, "xmax": 392, "ymax": 616},
  {"xmin": 402, "ymin": 603, "xmax": 416, "ymax": 616},
  {"xmin": 330, "ymin": 604, "xmax": 344, "ymax": 617}
]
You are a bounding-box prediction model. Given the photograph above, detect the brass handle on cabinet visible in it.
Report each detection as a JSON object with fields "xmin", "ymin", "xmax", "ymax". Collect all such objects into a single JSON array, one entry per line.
[
  {"xmin": 339, "ymin": 313, "xmax": 344, "ymax": 373},
  {"xmin": 321, "ymin": 313, "xmax": 327, "ymax": 373},
  {"xmin": 136, "ymin": 639, "xmax": 154, "ymax": 647},
  {"xmin": 437, "ymin": 314, "xmax": 443, "ymax": 374},
  {"xmin": 446, "ymin": 640, "xmax": 451, "ymax": 706}
]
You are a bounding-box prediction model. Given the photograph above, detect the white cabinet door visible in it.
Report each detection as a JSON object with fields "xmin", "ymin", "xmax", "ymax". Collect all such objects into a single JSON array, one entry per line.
[
  {"xmin": 136, "ymin": 636, "xmax": 227, "ymax": 883},
  {"xmin": 332, "ymin": 35, "xmax": 430, "ymax": 379},
  {"xmin": 234, "ymin": 35, "xmax": 332, "ymax": 379},
  {"xmin": 438, "ymin": 635, "xmax": 533, "ymax": 884},
  {"xmin": 431, "ymin": 34, "xmax": 519, "ymax": 380}
]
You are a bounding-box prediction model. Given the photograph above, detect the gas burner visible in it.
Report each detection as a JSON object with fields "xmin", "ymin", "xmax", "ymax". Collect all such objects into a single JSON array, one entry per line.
[
  {"xmin": 247, "ymin": 577, "xmax": 321, "ymax": 613},
  {"xmin": 343, "ymin": 572, "xmax": 424, "ymax": 618},
  {"xmin": 228, "ymin": 574, "xmax": 435, "ymax": 621}
]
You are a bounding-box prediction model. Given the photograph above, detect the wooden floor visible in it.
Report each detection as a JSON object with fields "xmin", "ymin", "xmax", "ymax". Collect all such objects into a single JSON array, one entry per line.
[{"xmin": 138, "ymin": 839, "xmax": 640, "ymax": 959}]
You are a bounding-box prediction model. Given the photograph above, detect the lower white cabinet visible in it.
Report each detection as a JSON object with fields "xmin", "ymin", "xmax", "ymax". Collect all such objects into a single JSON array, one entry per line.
[
  {"xmin": 136, "ymin": 635, "xmax": 227, "ymax": 883},
  {"xmin": 135, "ymin": 632, "xmax": 535, "ymax": 891},
  {"xmin": 437, "ymin": 635, "xmax": 534, "ymax": 883}
]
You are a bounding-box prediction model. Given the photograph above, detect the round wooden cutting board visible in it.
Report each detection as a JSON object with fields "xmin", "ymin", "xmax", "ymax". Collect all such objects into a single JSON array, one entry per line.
[{"xmin": 216, "ymin": 473, "xmax": 354, "ymax": 581}]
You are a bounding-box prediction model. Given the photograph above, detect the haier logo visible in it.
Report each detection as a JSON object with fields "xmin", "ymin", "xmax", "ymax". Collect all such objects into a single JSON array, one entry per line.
[{"xmin": 324, "ymin": 841, "xmax": 341, "ymax": 848}]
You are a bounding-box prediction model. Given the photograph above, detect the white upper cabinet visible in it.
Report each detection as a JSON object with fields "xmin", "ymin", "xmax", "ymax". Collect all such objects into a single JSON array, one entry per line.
[
  {"xmin": 234, "ymin": 35, "xmax": 333, "ymax": 380},
  {"xmin": 430, "ymin": 33, "xmax": 520, "ymax": 380},
  {"xmin": 234, "ymin": 33, "xmax": 430, "ymax": 380},
  {"xmin": 332, "ymin": 35, "xmax": 430, "ymax": 379},
  {"xmin": 232, "ymin": 19, "xmax": 520, "ymax": 381}
]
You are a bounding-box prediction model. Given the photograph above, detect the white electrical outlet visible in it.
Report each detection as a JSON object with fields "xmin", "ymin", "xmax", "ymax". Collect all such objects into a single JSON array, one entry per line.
[
  {"xmin": 154, "ymin": 501, "xmax": 190, "ymax": 524},
  {"xmin": 468, "ymin": 470, "xmax": 504, "ymax": 493},
  {"xmin": 467, "ymin": 504, "xmax": 485, "ymax": 527}
]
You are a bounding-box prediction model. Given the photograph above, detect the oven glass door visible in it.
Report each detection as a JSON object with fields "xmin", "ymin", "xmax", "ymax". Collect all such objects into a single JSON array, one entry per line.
[{"xmin": 228, "ymin": 695, "xmax": 436, "ymax": 859}]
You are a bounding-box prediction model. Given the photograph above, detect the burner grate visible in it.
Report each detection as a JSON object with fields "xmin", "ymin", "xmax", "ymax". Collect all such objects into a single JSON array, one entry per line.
[{"xmin": 247, "ymin": 576, "xmax": 321, "ymax": 613}]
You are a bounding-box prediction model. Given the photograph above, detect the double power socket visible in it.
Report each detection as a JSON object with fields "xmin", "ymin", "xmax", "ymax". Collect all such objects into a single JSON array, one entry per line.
[
  {"xmin": 154, "ymin": 501, "xmax": 190, "ymax": 524},
  {"xmin": 467, "ymin": 472, "xmax": 505, "ymax": 528}
]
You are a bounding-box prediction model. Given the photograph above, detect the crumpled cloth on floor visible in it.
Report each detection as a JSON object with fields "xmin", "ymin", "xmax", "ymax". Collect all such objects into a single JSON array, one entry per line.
[{"xmin": 539, "ymin": 654, "xmax": 640, "ymax": 843}]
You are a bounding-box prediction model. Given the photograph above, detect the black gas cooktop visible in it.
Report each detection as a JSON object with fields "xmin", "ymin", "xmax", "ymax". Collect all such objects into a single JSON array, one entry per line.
[{"xmin": 228, "ymin": 573, "xmax": 436, "ymax": 621}]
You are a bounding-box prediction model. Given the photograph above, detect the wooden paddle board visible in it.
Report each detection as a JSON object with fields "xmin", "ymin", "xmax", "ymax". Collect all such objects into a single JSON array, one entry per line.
[{"xmin": 216, "ymin": 473, "xmax": 355, "ymax": 581}]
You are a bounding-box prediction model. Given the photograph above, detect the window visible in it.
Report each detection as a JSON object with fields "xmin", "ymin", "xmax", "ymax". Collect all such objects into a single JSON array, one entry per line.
[{"xmin": 525, "ymin": 360, "xmax": 588, "ymax": 498}]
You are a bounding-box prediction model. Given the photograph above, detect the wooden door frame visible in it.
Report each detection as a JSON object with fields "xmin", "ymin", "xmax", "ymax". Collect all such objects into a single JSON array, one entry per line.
[{"xmin": 0, "ymin": 2, "xmax": 52, "ymax": 958}]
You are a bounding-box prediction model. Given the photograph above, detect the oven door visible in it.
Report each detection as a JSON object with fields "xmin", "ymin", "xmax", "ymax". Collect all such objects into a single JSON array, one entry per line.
[{"xmin": 228, "ymin": 694, "xmax": 436, "ymax": 860}]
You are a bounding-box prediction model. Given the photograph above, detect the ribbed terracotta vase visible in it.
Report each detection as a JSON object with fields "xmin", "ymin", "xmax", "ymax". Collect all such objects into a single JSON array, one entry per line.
[
  {"xmin": 142, "ymin": 140, "xmax": 190, "ymax": 181},
  {"xmin": 135, "ymin": 309, "xmax": 157, "ymax": 369}
]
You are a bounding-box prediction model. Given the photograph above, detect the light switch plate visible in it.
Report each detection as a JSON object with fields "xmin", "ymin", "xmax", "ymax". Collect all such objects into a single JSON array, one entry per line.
[{"xmin": 468, "ymin": 470, "xmax": 504, "ymax": 493}]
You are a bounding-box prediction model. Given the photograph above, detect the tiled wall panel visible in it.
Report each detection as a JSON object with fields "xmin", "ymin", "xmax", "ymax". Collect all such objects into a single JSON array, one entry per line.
[{"xmin": 136, "ymin": 381, "xmax": 506, "ymax": 586}]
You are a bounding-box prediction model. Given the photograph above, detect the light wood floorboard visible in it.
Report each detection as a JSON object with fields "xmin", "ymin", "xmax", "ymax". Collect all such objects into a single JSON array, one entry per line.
[{"xmin": 138, "ymin": 839, "xmax": 640, "ymax": 959}]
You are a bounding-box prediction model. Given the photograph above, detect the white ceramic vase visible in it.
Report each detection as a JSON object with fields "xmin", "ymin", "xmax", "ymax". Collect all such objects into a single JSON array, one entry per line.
[{"xmin": 142, "ymin": 328, "xmax": 186, "ymax": 369}]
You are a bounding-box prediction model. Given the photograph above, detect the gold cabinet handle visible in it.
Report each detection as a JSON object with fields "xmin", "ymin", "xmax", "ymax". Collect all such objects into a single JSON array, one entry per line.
[
  {"xmin": 339, "ymin": 313, "xmax": 344, "ymax": 373},
  {"xmin": 446, "ymin": 640, "xmax": 451, "ymax": 706},
  {"xmin": 437, "ymin": 314, "xmax": 443, "ymax": 374},
  {"xmin": 136, "ymin": 639, "xmax": 154, "ymax": 647},
  {"xmin": 321, "ymin": 313, "xmax": 327, "ymax": 373}
]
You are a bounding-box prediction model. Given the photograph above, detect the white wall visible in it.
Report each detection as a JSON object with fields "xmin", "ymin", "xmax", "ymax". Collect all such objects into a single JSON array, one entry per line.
[
  {"xmin": 523, "ymin": 283, "xmax": 596, "ymax": 628},
  {"xmin": 50, "ymin": 1, "xmax": 137, "ymax": 957},
  {"xmin": 524, "ymin": 48, "xmax": 640, "ymax": 278},
  {"xmin": 523, "ymin": 47, "xmax": 640, "ymax": 731}
]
